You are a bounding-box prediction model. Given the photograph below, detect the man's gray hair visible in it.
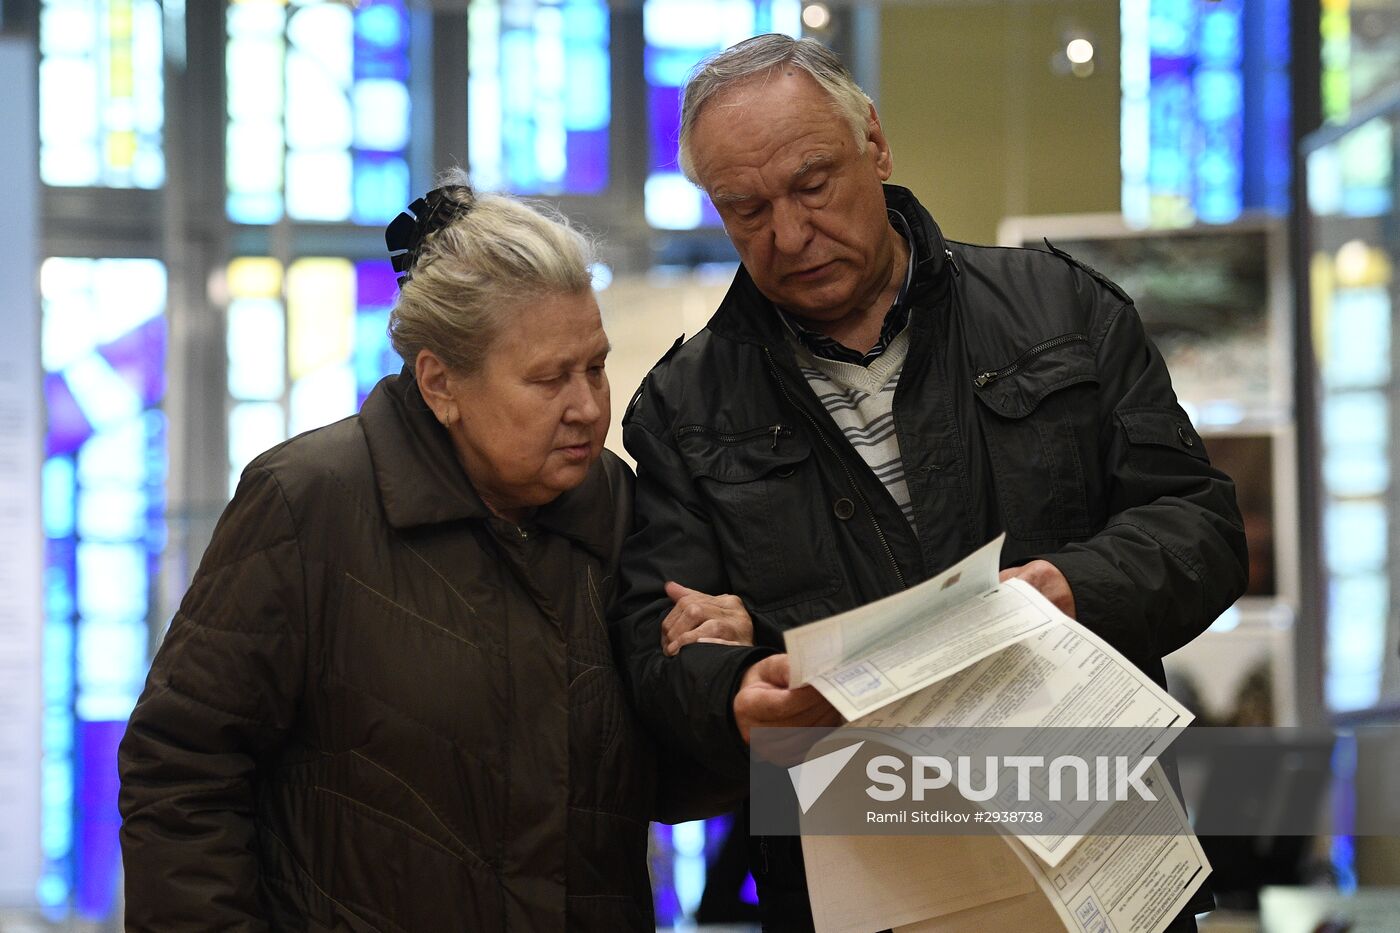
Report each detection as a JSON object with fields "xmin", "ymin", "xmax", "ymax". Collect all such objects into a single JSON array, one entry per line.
[
  {"xmin": 388, "ymin": 166, "xmax": 595, "ymax": 376},
  {"xmin": 677, "ymin": 34, "xmax": 872, "ymax": 185}
]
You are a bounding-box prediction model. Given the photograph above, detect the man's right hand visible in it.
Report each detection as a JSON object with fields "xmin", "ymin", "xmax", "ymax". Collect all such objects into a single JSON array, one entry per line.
[{"xmin": 732, "ymin": 654, "xmax": 842, "ymax": 745}]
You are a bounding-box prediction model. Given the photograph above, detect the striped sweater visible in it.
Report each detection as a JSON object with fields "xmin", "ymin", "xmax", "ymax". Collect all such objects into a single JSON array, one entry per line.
[{"xmin": 788, "ymin": 323, "xmax": 917, "ymax": 536}]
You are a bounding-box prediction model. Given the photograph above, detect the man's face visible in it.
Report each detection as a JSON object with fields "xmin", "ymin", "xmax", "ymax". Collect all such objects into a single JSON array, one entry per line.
[{"xmin": 689, "ymin": 69, "xmax": 898, "ymax": 327}]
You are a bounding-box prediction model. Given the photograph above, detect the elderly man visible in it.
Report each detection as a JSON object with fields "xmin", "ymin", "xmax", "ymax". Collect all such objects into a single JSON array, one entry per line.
[{"xmin": 612, "ymin": 34, "xmax": 1246, "ymax": 930}]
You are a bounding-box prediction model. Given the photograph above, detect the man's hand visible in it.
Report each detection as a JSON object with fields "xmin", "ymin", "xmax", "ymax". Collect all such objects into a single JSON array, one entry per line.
[
  {"xmin": 660, "ymin": 582, "xmax": 755, "ymax": 656},
  {"xmin": 1000, "ymin": 560, "xmax": 1076, "ymax": 618},
  {"xmin": 732, "ymin": 654, "xmax": 842, "ymax": 746}
]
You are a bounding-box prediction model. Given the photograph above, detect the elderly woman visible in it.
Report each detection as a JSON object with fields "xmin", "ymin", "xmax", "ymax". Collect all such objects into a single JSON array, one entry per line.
[{"xmin": 118, "ymin": 177, "xmax": 661, "ymax": 930}]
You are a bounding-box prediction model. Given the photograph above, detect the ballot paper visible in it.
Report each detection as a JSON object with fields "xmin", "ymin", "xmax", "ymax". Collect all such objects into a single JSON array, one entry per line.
[
  {"xmin": 1000, "ymin": 763, "xmax": 1211, "ymax": 933},
  {"xmin": 861, "ymin": 768, "xmax": 1211, "ymax": 933},
  {"xmin": 783, "ymin": 535, "xmax": 1209, "ymax": 933},
  {"xmin": 785, "ymin": 535, "xmax": 1060, "ymax": 719},
  {"xmin": 845, "ymin": 591, "xmax": 1194, "ymax": 867}
]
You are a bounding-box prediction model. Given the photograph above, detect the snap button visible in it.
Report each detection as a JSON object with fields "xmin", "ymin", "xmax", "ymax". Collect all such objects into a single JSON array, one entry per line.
[
  {"xmin": 775, "ymin": 465, "xmax": 795, "ymax": 478},
  {"xmin": 833, "ymin": 498, "xmax": 856, "ymax": 520},
  {"xmin": 1176, "ymin": 425, "xmax": 1195, "ymax": 448}
]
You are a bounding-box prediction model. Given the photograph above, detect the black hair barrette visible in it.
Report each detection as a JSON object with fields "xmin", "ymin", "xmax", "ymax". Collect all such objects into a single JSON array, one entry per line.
[{"xmin": 385, "ymin": 185, "xmax": 475, "ymax": 287}]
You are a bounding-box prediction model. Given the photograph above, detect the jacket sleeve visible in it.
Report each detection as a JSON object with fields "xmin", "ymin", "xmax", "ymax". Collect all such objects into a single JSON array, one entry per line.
[
  {"xmin": 1041, "ymin": 296, "xmax": 1249, "ymax": 664},
  {"xmin": 118, "ymin": 466, "xmax": 307, "ymax": 931},
  {"xmin": 610, "ymin": 384, "xmax": 774, "ymax": 784}
]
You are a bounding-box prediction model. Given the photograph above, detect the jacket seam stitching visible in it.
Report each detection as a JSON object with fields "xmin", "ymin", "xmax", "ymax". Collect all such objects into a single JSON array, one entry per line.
[
  {"xmin": 1089, "ymin": 299, "xmax": 1132, "ymax": 356},
  {"xmin": 305, "ymin": 784, "xmax": 475, "ymax": 864},
  {"xmin": 262, "ymin": 825, "xmax": 405, "ymax": 933},
  {"xmin": 249, "ymin": 467, "xmax": 312, "ymax": 697},
  {"xmin": 345, "ymin": 748, "xmax": 483, "ymax": 866},
  {"xmin": 344, "ymin": 572, "xmax": 481, "ymax": 651}
]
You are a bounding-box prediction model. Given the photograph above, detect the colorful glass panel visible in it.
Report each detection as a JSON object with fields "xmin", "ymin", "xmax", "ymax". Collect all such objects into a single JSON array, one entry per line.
[
  {"xmin": 39, "ymin": 0, "xmax": 164, "ymax": 188},
  {"xmin": 39, "ymin": 258, "xmax": 167, "ymax": 918},
  {"xmin": 1121, "ymin": 0, "xmax": 1289, "ymax": 227},
  {"xmin": 225, "ymin": 0, "xmax": 412, "ymax": 224},
  {"xmin": 642, "ymin": 0, "xmax": 802, "ymax": 230},
  {"xmin": 468, "ymin": 0, "xmax": 611, "ymax": 195},
  {"xmin": 226, "ymin": 257, "xmax": 402, "ymax": 493}
]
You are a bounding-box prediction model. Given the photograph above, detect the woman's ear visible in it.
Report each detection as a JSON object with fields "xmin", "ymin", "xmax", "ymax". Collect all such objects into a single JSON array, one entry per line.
[{"xmin": 414, "ymin": 350, "xmax": 458, "ymax": 426}]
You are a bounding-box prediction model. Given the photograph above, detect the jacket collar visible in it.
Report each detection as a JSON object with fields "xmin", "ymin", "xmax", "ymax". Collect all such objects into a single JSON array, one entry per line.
[
  {"xmin": 707, "ymin": 184, "xmax": 952, "ymax": 346},
  {"xmin": 360, "ymin": 368, "xmax": 617, "ymax": 561}
]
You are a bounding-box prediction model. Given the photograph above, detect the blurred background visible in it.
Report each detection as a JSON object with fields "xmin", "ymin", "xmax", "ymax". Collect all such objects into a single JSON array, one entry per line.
[{"xmin": 0, "ymin": 0, "xmax": 1398, "ymax": 929}]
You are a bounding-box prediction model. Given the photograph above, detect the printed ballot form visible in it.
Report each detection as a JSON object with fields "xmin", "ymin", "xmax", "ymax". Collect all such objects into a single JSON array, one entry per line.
[{"xmin": 782, "ymin": 536, "xmax": 1210, "ymax": 933}]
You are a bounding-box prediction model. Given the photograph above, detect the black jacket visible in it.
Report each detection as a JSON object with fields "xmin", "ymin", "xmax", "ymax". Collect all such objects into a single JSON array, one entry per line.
[
  {"xmin": 612, "ymin": 186, "xmax": 1247, "ymax": 924},
  {"xmin": 119, "ymin": 370, "xmax": 658, "ymax": 931}
]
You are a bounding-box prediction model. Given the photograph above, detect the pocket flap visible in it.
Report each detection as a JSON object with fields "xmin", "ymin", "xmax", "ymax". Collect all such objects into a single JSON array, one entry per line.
[
  {"xmin": 676, "ymin": 425, "xmax": 810, "ymax": 483},
  {"xmin": 973, "ymin": 337, "xmax": 1098, "ymax": 418},
  {"xmin": 1117, "ymin": 408, "xmax": 1210, "ymax": 461}
]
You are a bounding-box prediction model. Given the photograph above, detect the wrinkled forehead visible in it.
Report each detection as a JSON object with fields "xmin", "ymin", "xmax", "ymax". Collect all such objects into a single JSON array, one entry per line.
[{"xmin": 691, "ymin": 72, "xmax": 853, "ymax": 184}]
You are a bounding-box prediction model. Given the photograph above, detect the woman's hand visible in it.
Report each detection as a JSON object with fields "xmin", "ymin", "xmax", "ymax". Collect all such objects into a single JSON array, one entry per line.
[{"xmin": 660, "ymin": 582, "xmax": 755, "ymax": 655}]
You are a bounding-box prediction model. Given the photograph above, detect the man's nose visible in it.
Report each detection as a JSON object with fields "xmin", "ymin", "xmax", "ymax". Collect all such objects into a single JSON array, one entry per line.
[{"xmin": 770, "ymin": 198, "xmax": 813, "ymax": 255}]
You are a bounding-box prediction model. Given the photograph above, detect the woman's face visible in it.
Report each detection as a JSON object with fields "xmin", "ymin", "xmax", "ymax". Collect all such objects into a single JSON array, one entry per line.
[{"xmin": 441, "ymin": 290, "xmax": 611, "ymax": 519}]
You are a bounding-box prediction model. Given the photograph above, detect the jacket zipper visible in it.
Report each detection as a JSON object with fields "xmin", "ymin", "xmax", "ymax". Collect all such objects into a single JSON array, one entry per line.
[
  {"xmin": 972, "ymin": 333, "xmax": 1088, "ymax": 388},
  {"xmin": 674, "ymin": 423, "xmax": 793, "ymax": 449},
  {"xmin": 762, "ymin": 348, "xmax": 906, "ymax": 591}
]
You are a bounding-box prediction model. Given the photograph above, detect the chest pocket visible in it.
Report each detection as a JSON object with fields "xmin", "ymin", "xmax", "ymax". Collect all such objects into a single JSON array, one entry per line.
[
  {"xmin": 677, "ymin": 425, "xmax": 840, "ymax": 611},
  {"xmin": 972, "ymin": 335, "xmax": 1102, "ymax": 541}
]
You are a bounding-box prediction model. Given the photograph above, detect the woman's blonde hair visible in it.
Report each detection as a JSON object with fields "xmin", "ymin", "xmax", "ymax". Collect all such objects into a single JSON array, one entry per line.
[{"xmin": 387, "ymin": 168, "xmax": 596, "ymax": 375}]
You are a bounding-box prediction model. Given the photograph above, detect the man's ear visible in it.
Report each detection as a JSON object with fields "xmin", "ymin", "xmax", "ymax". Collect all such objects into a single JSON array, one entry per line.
[
  {"xmin": 414, "ymin": 349, "xmax": 456, "ymax": 424},
  {"xmin": 866, "ymin": 103, "xmax": 894, "ymax": 180}
]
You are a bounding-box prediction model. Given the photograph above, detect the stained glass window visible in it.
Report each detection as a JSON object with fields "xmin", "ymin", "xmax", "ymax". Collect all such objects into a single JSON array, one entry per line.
[
  {"xmin": 467, "ymin": 0, "xmax": 612, "ymax": 195},
  {"xmin": 643, "ymin": 0, "xmax": 802, "ymax": 230},
  {"xmin": 1308, "ymin": 110, "xmax": 1397, "ymax": 711},
  {"xmin": 40, "ymin": 258, "xmax": 167, "ymax": 918},
  {"xmin": 226, "ymin": 256, "xmax": 400, "ymax": 494},
  {"xmin": 225, "ymin": 0, "xmax": 412, "ymax": 225},
  {"xmin": 650, "ymin": 815, "xmax": 757, "ymax": 925},
  {"xmin": 39, "ymin": 0, "xmax": 165, "ymax": 188},
  {"xmin": 1120, "ymin": 0, "xmax": 1289, "ymax": 227}
]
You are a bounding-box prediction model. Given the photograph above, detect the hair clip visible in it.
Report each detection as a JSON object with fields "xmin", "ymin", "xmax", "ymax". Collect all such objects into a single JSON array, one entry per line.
[{"xmin": 385, "ymin": 186, "xmax": 474, "ymax": 287}]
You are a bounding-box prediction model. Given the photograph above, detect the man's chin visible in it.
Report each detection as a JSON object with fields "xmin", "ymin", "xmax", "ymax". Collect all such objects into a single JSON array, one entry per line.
[{"xmin": 777, "ymin": 298, "xmax": 858, "ymax": 330}]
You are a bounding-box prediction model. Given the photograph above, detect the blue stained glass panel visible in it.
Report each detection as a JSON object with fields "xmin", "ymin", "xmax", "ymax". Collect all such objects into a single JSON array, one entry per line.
[
  {"xmin": 227, "ymin": 0, "xmax": 412, "ymax": 224},
  {"xmin": 642, "ymin": 0, "xmax": 802, "ymax": 229},
  {"xmin": 564, "ymin": 130, "xmax": 609, "ymax": 193},
  {"xmin": 71, "ymin": 721, "xmax": 124, "ymax": 919},
  {"xmin": 44, "ymin": 374, "xmax": 91, "ymax": 458},
  {"xmin": 41, "ymin": 258, "xmax": 167, "ymax": 921},
  {"xmin": 469, "ymin": 0, "xmax": 611, "ymax": 196},
  {"xmin": 352, "ymin": 154, "xmax": 411, "ymax": 225},
  {"xmin": 1123, "ymin": 0, "xmax": 1287, "ymax": 227},
  {"xmin": 649, "ymin": 84, "xmax": 681, "ymax": 173},
  {"xmin": 357, "ymin": 1, "xmax": 406, "ymax": 47},
  {"xmin": 354, "ymin": 261, "xmax": 401, "ymax": 405},
  {"xmin": 98, "ymin": 316, "xmax": 167, "ymax": 408}
]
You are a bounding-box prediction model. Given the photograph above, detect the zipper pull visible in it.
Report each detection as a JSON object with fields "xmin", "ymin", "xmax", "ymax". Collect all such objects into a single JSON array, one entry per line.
[
  {"xmin": 974, "ymin": 371, "xmax": 996, "ymax": 388},
  {"xmin": 771, "ymin": 424, "xmax": 781, "ymax": 449},
  {"xmin": 945, "ymin": 248, "xmax": 960, "ymax": 276}
]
